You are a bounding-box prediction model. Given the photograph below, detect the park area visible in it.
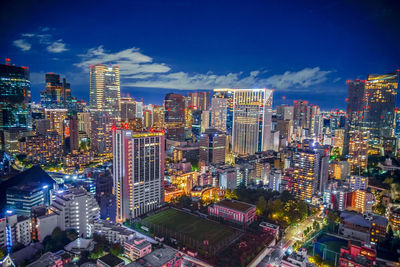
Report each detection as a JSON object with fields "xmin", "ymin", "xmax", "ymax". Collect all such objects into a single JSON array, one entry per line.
[{"xmin": 141, "ymin": 208, "xmax": 241, "ymax": 256}]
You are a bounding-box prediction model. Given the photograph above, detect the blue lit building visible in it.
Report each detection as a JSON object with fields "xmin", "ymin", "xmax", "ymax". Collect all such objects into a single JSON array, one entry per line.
[
  {"xmin": 0, "ymin": 62, "xmax": 31, "ymax": 129},
  {"xmin": 6, "ymin": 183, "xmax": 48, "ymax": 216}
]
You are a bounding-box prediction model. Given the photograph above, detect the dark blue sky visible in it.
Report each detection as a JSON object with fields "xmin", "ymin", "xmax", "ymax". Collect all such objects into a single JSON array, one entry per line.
[{"xmin": 1, "ymin": 0, "xmax": 399, "ymax": 109}]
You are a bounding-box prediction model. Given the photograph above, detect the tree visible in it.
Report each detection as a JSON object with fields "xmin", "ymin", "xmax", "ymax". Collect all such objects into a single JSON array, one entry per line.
[
  {"xmin": 224, "ymin": 189, "xmax": 238, "ymax": 200},
  {"xmin": 110, "ymin": 243, "xmax": 123, "ymax": 256},
  {"xmin": 256, "ymin": 196, "xmax": 267, "ymax": 216},
  {"xmin": 372, "ymin": 203, "xmax": 386, "ymax": 216}
]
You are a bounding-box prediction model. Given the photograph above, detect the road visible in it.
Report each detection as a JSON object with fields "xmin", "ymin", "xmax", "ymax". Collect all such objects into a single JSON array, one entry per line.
[{"xmin": 257, "ymin": 212, "xmax": 323, "ymax": 267}]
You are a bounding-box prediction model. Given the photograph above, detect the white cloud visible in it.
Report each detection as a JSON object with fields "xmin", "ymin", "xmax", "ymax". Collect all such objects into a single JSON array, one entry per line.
[
  {"xmin": 76, "ymin": 46, "xmax": 332, "ymax": 91},
  {"xmin": 265, "ymin": 67, "xmax": 332, "ymax": 90},
  {"xmin": 47, "ymin": 39, "xmax": 68, "ymax": 53},
  {"xmin": 13, "ymin": 39, "xmax": 31, "ymax": 51},
  {"xmin": 75, "ymin": 46, "xmax": 171, "ymax": 75},
  {"xmin": 13, "ymin": 28, "xmax": 67, "ymax": 53}
]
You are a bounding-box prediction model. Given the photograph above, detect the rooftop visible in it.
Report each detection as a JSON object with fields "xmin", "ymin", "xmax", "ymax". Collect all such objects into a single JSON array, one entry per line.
[
  {"xmin": 340, "ymin": 211, "xmax": 388, "ymax": 228},
  {"xmin": 215, "ymin": 199, "xmax": 255, "ymax": 213},
  {"xmin": 126, "ymin": 247, "xmax": 180, "ymax": 267},
  {"xmin": 97, "ymin": 253, "xmax": 124, "ymax": 267}
]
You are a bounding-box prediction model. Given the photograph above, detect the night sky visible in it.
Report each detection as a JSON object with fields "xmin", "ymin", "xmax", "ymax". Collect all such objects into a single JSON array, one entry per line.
[{"xmin": 1, "ymin": 0, "xmax": 399, "ymax": 109}]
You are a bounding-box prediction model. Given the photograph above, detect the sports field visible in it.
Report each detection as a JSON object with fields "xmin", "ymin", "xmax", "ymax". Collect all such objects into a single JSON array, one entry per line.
[{"xmin": 142, "ymin": 208, "xmax": 237, "ymax": 243}]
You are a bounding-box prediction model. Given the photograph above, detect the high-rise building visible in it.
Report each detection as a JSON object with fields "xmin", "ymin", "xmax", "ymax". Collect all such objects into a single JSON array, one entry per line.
[
  {"xmin": 363, "ymin": 71, "xmax": 399, "ymax": 144},
  {"xmin": 121, "ymin": 96, "xmax": 137, "ymax": 122},
  {"xmin": 113, "ymin": 130, "xmax": 165, "ymax": 222},
  {"xmin": 213, "ymin": 89, "xmax": 234, "ymax": 135},
  {"xmin": 143, "ymin": 109, "xmax": 153, "ymax": 129},
  {"xmin": 50, "ymin": 187, "xmax": 100, "ymax": 237},
  {"xmin": 210, "ymin": 98, "xmax": 227, "ymax": 133},
  {"xmin": 45, "ymin": 109, "xmax": 68, "ymax": 137},
  {"xmin": 232, "ymin": 88, "xmax": 273, "ymax": 155},
  {"xmin": 188, "ymin": 92, "xmax": 210, "ymax": 110},
  {"xmin": 293, "ymin": 100, "xmax": 310, "ymax": 129},
  {"xmin": 199, "ymin": 128, "xmax": 226, "ymax": 165},
  {"xmin": 41, "ymin": 73, "xmax": 71, "ymax": 108},
  {"xmin": 152, "ymin": 105, "xmax": 165, "ymax": 131},
  {"xmin": 347, "ymin": 175, "xmax": 368, "ymax": 191},
  {"xmin": 348, "ymin": 129, "xmax": 369, "ymax": 173},
  {"xmin": 0, "ymin": 62, "xmax": 31, "ymax": 130},
  {"xmin": 291, "ymin": 149, "xmax": 328, "ymax": 202},
  {"xmin": 277, "ymin": 105, "xmax": 294, "ymax": 121},
  {"xmin": 77, "ymin": 112, "xmax": 91, "ymax": 136},
  {"xmin": 268, "ymin": 168, "xmax": 281, "ymax": 192},
  {"xmin": 164, "ymin": 93, "xmax": 185, "ymax": 141},
  {"xmin": 89, "ymin": 64, "xmax": 120, "ymax": 115},
  {"xmin": 90, "ymin": 111, "xmax": 118, "ymax": 154}
]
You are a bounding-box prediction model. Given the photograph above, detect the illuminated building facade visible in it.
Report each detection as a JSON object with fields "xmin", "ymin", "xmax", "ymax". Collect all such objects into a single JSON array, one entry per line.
[
  {"xmin": 199, "ymin": 128, "xmax": 226, "ymax": 165},
  {"xmin": 291, "ymin": 150, "xmax": 321, "ymax": 202},
  {"xmin": 152, "ymin": 105, "xmax": 165, "ymax": 131},
  {"xmin": 90, "ymin": 111, "xmax": 118, "ymax": 154},
  {"xmin": 0, "ymin": 63, "xmax": 31, "ymax": 130},
  {"xmin": 348, "ymin": 175, "xmax": 368, "ymax": 191},
  {"xmin": 210, "ymin": 98, "xmax": 227, "ymax": 133},
  {"xmin": 19, "ymin": 131, "xmax": 63, "ymax": 163},
  {"xmin": 347, "ymin": 129, "xmax": 369, "ymax": 173},
  {"xmin": 164, "ymin": 93, "xmax": 185, "ymax": 141},
  {"xmin": 40, "ymin": 73, "xmax": 71, "ymax": 108},
  {"xmin": 143, "ymin": 109, "xmax": 153, "ymax": 129},
  {"xmin": 363, "ymin": 71, "xmax": 399, "ymax": 145},
  {"xmin": 213, "ymin": 89, "xmax": 234, "ymax": 135},
  {"xmin": 89, "ymin": 64, "xmax": 120, "ymax": 115},
  {"xmin": 331, "ymin": 161, "xmax": 350, "ymax": 180},
  {"xmin": 334, "ymin": 128, "xmax": 345, "ymax": 155},
  {"xmin": 188, "ymin": 91, "xmax": 210, "ymax": 110},
  {"xmin": 113, "ymin": 130, "xmax": 165, "ymax": 221},
  {"xmin": 121, "ymin": 96, "xmax": 136, "ymax": 122},
  {"xmin": 232, "ymin": 88, "xmax": 273, "ymax": 155},
  {"xmin": 350, "ymin": 190, "xmax": 373, "ymax": 214},
  {"xmin": 45, "ymin": 109, "xmax": 68, "ymax": 137}
]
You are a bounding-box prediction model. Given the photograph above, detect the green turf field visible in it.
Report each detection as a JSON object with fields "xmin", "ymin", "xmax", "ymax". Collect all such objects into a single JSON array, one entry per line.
[{"xmin": 142, "ymin": 208, "xmax": 236, "ymax": 243}]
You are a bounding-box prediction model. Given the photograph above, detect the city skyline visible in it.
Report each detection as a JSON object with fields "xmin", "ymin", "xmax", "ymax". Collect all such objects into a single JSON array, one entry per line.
[{"xmin": 1, "ymin": 0, "xmax": 400, "ymax": 108}]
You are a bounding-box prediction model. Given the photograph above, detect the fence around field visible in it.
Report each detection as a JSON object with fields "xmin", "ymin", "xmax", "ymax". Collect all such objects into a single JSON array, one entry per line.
[{"xmin": 142, "ymin": 220, "xmax": 242, "ymax": 256}]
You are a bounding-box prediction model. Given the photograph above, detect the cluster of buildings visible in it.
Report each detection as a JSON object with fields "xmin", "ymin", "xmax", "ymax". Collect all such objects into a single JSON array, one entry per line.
[{"xmin": 1, "ymin": 57, "xmax": 400, "ymax": 265}]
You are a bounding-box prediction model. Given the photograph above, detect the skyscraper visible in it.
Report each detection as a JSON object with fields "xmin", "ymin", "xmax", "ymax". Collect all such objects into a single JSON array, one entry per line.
[
  {"xmin": 291, "ymin": 149, "xmax": 328, "ymax": 202},
  {"xmin": 232, "ymin": 88, "xmax": 273, "ymax": 155},
  {"xmin": 41, "ymin": 73, "xmax": 71, "ymax": 108},
  {"xmin": 188, "ymin": 92, "xmax": 210, "ymax": 110},
  {"xmin": 120, "ymin": 96, "xmax": 137, "ymax": 122},
  {"xmin": 362, "ymin": 71, "xmax": 399, "ymax": 144},
  {"xmin": 89, "ymin": 64, "xmax": 120, "ymax": 115},
  {"xmin": 113, "ymin": 130, "xmax": 165, "ymax": 221},
  {"xmin": 164, "ymin": 93, "xmax": 185, "ymax": 141},
  {"xmin": 0, "ymin": 62, "xmax": 31, "ymax": 129},
  {"xmin": 199, "ymin": 128, "xmax": 226, "ymax": 165},
  {"xmin": 213, "ymin": 89, "xmax": 234, "ymax": 135},
  {"xmin": 210, "ymin": 98, "xmax": 227, "ymax": 133}
]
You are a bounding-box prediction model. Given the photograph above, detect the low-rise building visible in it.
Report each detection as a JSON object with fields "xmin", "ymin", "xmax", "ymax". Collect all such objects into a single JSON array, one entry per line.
[
  {"xmin": 282, "ymin": 249, "xmax": 309, "ymax": 267},
  {"xmin": 90, "ymin": 220, "xmax": 135, "ymax": 244},
  {"xmin": 0, "ymin": 215, "xmax": 31, "ymax": 248},
  {"xmin": 124, "ymin": 238, "xmax": 152, "ymax": 261},
  {"xmin": 339, "ymin": 211, "xmax": 387, "ymax": 245},
  {"xmin": 208, "ymin": 199, "xmax": 256, "ymax": 226},
  {"xmin": 339, "ymin": 241, "xmax": 376, "ymax": 267},
  {"xmin": 26, "ymin": 250, "xmax": 72, "ymax": 267},
  {"xmin": 125, "ymin": 246, "xmax": 182, "ymax": 267},
  {"xmin": 389, "ymin": 206, "xmax": 400, "ymax": 232},
  {"xmin": 259, "ymin": 222, "xmax": 280, "ymax": 239},
  {"xmin": 97, "ymin": 253, "xmax": 125, "ymax": 267}
]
